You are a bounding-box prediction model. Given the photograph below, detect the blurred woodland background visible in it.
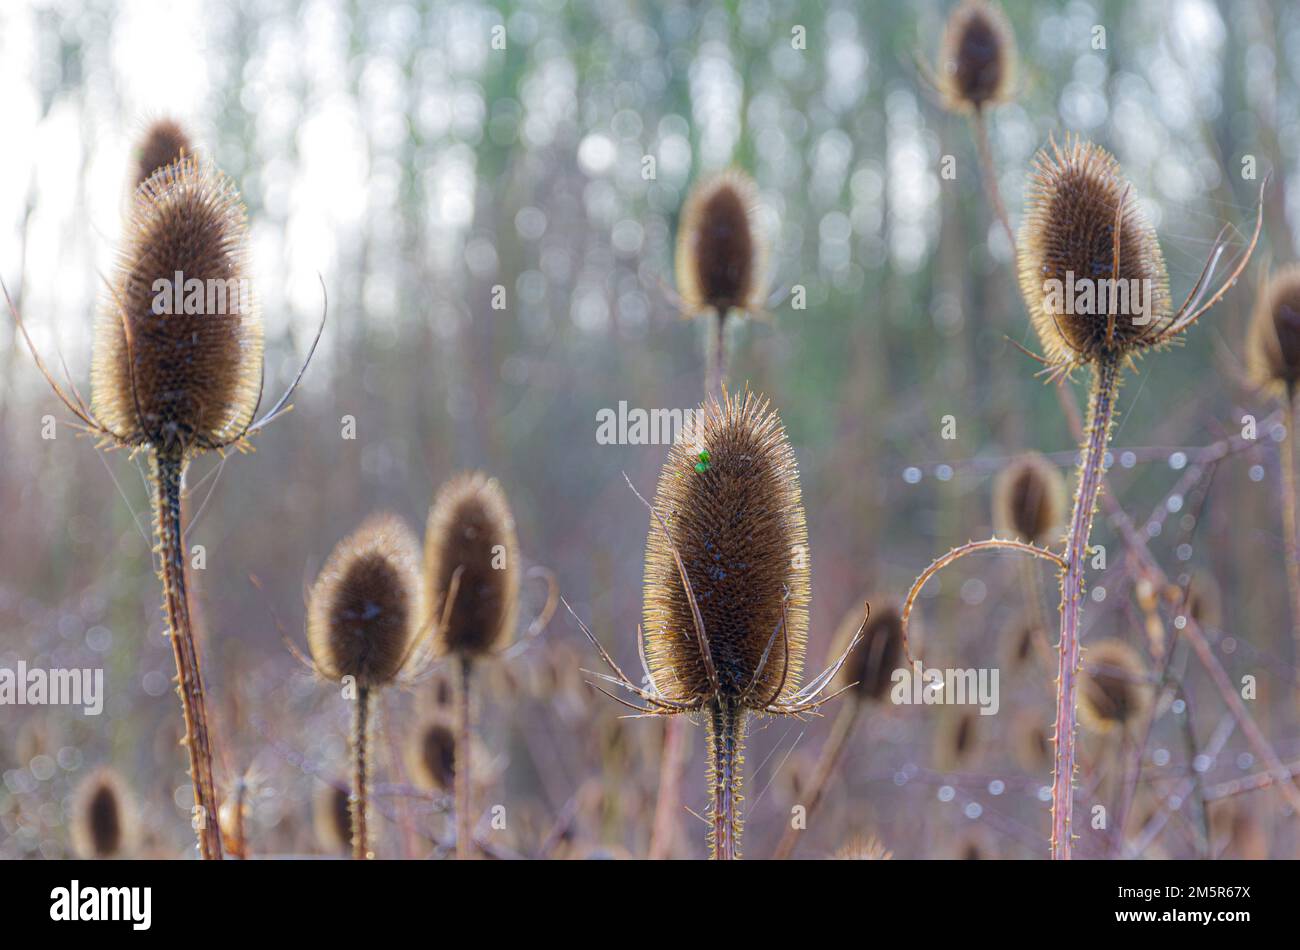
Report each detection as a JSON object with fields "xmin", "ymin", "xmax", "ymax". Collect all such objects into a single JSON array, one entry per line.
[{"xmin": 3, "ymin": 0, "xmax": 1300, "ymax": 859}]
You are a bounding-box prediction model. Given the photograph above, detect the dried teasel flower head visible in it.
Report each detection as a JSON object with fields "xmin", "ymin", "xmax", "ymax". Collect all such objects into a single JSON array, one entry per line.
[
  {"xmin": 91, "ymin": 157, "xmax": 263, "ymax": 458},
  {"xmin": 133, "ymin": 118, "xmax": 194, "ymax": 188},
  {"xmin": 937, "ymin": 0, "xmax": 1016, "ymax": 113},
  {"xmin": 674, "ymin": 170, "xmax": 767, "ymax": 318},
  {"xmin": 1003, "ymin": 618, "xmax": 1048, "ymax": 675},
  {"xmin": 71, "ymin": 767, "xmax": 135, "ymax": 859},
  {"xmin": 833, "ymin": 835, "xmax": 894, "ymax": 860},
  {"xmin": 642, "ymin": 390, "xmax": 810, "ymax": 708},
  {"xmin": 426, "ymin": 472, "xmax": 521, "ymax": 660},
  {"xmin": 307, "ymin": 513, "xmax": 425, "ymax": 689},
  {"xmin": 313, "ymin": 782, "xmax": 352, "ymax": 854},
  {"xmin": 993, "ymin": 451, "xmax": 1066, "ymax": 547},
  {"xmin": 1078, "ymin": 638, "xmax": 1150, "ymax": 734},
  {"xmin": 1018, "ymin": 136, "xmax": 1173, "ymax": 366},
  {"xmin": 410, "ymin": 718, "xmax": 457, "ymax": 793},
  {"xmin": 829, "ymin": 598, "xmax": 904, "ymax": 702},
  {"xmin": 935, "ymin": 706, "xmax": 982, "ymax": 772},
  {"xmin": 1247, "ymin": 265, "xmax": 1300, "ymax": 398}
]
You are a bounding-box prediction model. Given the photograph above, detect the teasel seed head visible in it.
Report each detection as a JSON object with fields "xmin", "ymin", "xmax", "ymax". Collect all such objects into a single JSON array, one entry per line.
[
  {"xmin": 937, "ymin": 0, "xmax": 1016, "ymax": 113},
  {"xmin": 71, "ymin": 767, "xmax": 135, "ymax": 859},
  {"xmin": 1018, "ymin": 136, "xmax": 1171, "ymax": 365},
  {"xmin": 307, "ymin": 513, "xmax": 425, "ymax": 689},
  {"xmin": 1012, "ymin": 712, "xmax": 1052, "ymax": 772},
  {"xmin": 1003, "ymin": 618, "xmax": 1048, "ymax": 675},
  {"xmin": 833, "ymin": 835, "xmax": 893, "ymax": 860},
  {"xmin": 1078, "ymin": 638, "xmax": 1150, "ymax": 734},
  {"xmin": 313, "ymin": 782, "xmax": 353, "ymax": 854},
  {"xmin": 993, "ymin": 452, "xmax": 1066, "ymax": 546},
  {"xmin": 411, "ymin": 718, "xmax": 457, "ymax": 793},
  {"xmin": 829, "ymin": 598, "xmax": 904, "ymax": 703},
  {"xmin": 642, "ymin": 390, "xmax": 810, "ymax": 708},
  {"xmin": 674, "ymin": 170, "xmax": 767, "ymax": 318},
  {"xmin": 935, "ymin": 706, "xmax": 982, "ymax": 772},
  {"xmin": 133, "ymin": 118, "xmax": 194, "ymax": 188},
  {"xmin": 91, "ymin": 156, "xmax": 263, "ymax": 458},
  {"xmin": 1247, "ymin": 265, "xmax": 1300, "ymax": 398},
  {"xmin": 425, "ymin": 472, "xmax": 521, "ymax": 660}
]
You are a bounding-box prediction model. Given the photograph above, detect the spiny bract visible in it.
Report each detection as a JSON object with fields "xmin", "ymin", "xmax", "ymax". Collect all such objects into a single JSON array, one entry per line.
[
  {"xmin": 307, "ymin": 513, "xmax": 425, "ymax": 688},
  {"xmin": 426, "ymin": 472, "xmax": 521, "ymax": 659},
  {"xmin": 1018, "ymin": 136, "xmax": 1171, "ymax": 366},
  {"xmin": 642, "ymin": 390, "xmax": 809, "ymax": 708},
  {"xmin": 674, "ymin": 170, "xmax": 766, "ymax": 317},
  {"xmin": 91, "ymin": 157, "xmax": 263, "ymax": 457}
]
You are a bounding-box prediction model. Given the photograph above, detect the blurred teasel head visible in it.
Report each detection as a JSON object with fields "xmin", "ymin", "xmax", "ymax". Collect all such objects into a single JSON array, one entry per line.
[
  {"xmin": 1247, "ymin": 265, "xmax": 1300, "ymax": 399},
  {"xmin": 674, "ymin": 170, "xmax": 766, "ymax": 318},
  {"xmin": 1078, "ymin": 638, "xmax": 1150, "ymax": 734},
  {"xmin": 307, "ymin": 514, "xmax": 425, "ymax": 689},
  {"xmin": 642, "ymin": 390, "xmax": 809, "ymax": 708},
  {"xmin": 993, "ymin": 451, "xmax": 1066, "ymax": 547},
  {"xmin": 938, "ymin": 0, "xmax": 1016, "ymax": 113},
  {"xmin": 313, "ymin": 782, "xmax": 353, "ymax": 854},
  {"xmin": 91, "ymin": 156, "xmax": 263, "ymax": 458},
  {"xmin": 71, "ymin": 768, "xmax": 135, "ymax": 859},
  {"xmin": 830, "ymin": 599, "xmax": 904, "ymax": 703},
  {"xmin": 133, "ymin": 118, "xmax": 194, "ymax": 188},
  {"xmin": 411, "ymin": 718, "xmax": 457, "ymax": 793}
]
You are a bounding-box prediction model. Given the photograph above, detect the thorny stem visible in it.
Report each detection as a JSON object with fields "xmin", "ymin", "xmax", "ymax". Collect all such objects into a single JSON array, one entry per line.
[
  {"xmin": 707, "ymin": 697, "xmax": 746, "ymax": 860},
  {"xmin": 152, "ymin": 454, "xmax": 223, "ymax": 860},
  {"xmin": 1280, "ymin": 389, "xmax": 1300, "ymax": 672},
  {"xmin": 971, "ymin": 108, "xmax": 1016, "ymax": 253},
  {"xmin": 351, "ymin": 685, "xmax": 371, "ymax": 859},
  {"xmin": 1051, "ymin": 356, "xmax": 1121, "ymax": 860},
  {"xmin": 772, "ymin": 701, "xmax": 860, "ymax": 860},
  {"xmin": 456, "ymin": 655, "xmax": 474, "ymax": 860}
]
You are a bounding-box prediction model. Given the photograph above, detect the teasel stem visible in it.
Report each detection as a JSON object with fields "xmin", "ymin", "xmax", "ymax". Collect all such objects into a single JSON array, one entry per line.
[
  {"xmin": 1051, "ymin": 355, "xmax": 1120, "ymax": 860},
  {"xmin": 647, "ymin": 716, "xmax": 688, "ymax": 859},
  {"xmin": 1280, "ymin": 386, "xmax": 1300, "ymax": 669},
  {"xmin": 970, "ymin": 108, "xmax": 1015, "ymax": 253},
  {"xmin": 455, "ymin": 655, "xmax": 474, "ymax": 860},
  {"xmin": 706, "ymin": 697, "xmax": 746, "ymax": 860},
  {"xmin": 350, "ymin": 685, "xmax": 371, "ymax": 859},
  {"xmin": 772, "ymin": 701, "xmax": 859, "ymax": 860},
  {"xmin": 152, "ymin": 454, "xmax": 223, "ymax": 860},
  {"xmin": 708, "ymin": 310, "xmax": 729, "ymax": 397}
]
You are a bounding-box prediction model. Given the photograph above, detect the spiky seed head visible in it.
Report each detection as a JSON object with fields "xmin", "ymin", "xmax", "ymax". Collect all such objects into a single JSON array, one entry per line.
[
  {"xmin": 937, "ymin": 0, "xmax": 1016, "ymax": 113},
  {"xmin": 307, "ymin": 513, "xmax": 425, "ymax": 688},
  {"xmin": 833, "ymin": 835, "xmax": 894, "ymax": 860},
  {"xmin": 426, "ymin": 472, "xmax": 521, "ymax": 659},
  {"xmin": 935, "ymin": 707, "xmax": 981, "ymax": 772},
  {"xmin": 1078, "ymin": 638, "xmax": 1149, "ymax": 733},
  {"xmin": 313, "ymin": 782, "xmax": 352, "ymax": 854},
  {"xmin": 92, "ymin": 157, "xmax": 263, "ymax": 457},
  {"xmin": 1247, "ymin": 265, "xmax": 1300, "ymax": 397},
  {"xmin": 829, "ymin": 598, "xmax": 904, "ymax": 702},
  {"xmin": 1018, "ymin": 136, "xmax": 1172, "ymax": 365},
  {"xmin": 642, "ymin": 391, "xmax": 809, "ymax": 708},
  {"xmin": 674, "ymin": 170, "xmax": 766, "ymax": 317},
  {"xmin": 71, "ymin": 768, "xmax": 134, "ymax": 859},
  {"xmin": 993, "ymin": 452, "xmax": 1066, "ymax": 546},
  {"xmin": 134, "ymin": 118, "xmax": 194, "ymax": 188},
  {"xmin": 411, "ymin": 718, "xmax": 457, "ymax": 792}
]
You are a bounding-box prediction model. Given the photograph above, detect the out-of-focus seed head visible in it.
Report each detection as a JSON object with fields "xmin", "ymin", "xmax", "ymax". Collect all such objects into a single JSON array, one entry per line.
[
  {"xmin": 133, "ymin": 118, "xmax": 194, "ymax": 188},
  {"xmin": 642, "ymin": 391, "xmax": 809, "ymax": 709},
  {"xmin": 1003, "ymin": 618, "xmax": 1048, "ymax": 675},
  {"xmin": 993, "ymin": 451, "xmax": 1066, "ymax": 546},
  {"xmin": 307, "ymin": 513, "xmax": 425, "ymax": 689},
  {"xmin": 833, "ymin": 835, "xmax": 894, "ymax": 860},
  {"xmin": 426, "ymin": 472, "xmax": 521, "ymax": 660},
  {"xmin": 71, "ymin": 768, "xmax": 135, "ymax": 859},
  {"xmin": 1078, "ymin": 638, "xmax": 1150, "ymax": 733},
  {"xmin": 935, "ymin": 706, "xmax": 982, "ymax": 772},
  {"xmin": 313, "ymin": 782, "xmax": 352, "ymax": 854},
  {"xmin": 937, "ymin": 0, "xmax": 1016, "ymax": 113},
  {"xmin": 411, "ymin": 718, "xmax": 457, "ymax": 793},
  {"xmin": 674, "ymin": 170, "xmax": 766, "ymax": 317},
  {"xmin": 1012, "ymin": 712, "xmax": 1052, "ymax": 772},
  {"xmin": 1247, "ymin": 265, "xmax": 1300, "ymax": 397},
  {"xmin": 92, "ymin": 157, "xmax": 263, "ymax": 457},
  {"xmin": 829, "ymin": 598, "xmax": 904, "ymax": 702},
  {"xmin": 1018, "ymin": 136, "xmax": 1171, "ymax": 365}
]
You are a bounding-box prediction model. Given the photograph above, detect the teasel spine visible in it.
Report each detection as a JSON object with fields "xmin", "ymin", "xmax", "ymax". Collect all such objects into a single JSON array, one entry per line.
[
  {"xmin": 153, "ymin": 453, "xmax": 223, "ymax": 860},
  {"xmin": 351, "ymin": 684, "xmax": 372, "ymax": 859},
  {"xmin": 456, "ymin": 655, "xmax": 473, "ymax": 860},
  {"xmin": 707, "ymin": 697, "xmax": 746, "ymax": 860},
  {"xmin": 1050, "ymin": 354, "xmax": 1120, "ymax": 860}
]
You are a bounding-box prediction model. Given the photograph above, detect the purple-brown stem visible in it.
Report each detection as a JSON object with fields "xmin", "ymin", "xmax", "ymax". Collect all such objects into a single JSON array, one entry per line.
[
  {"xmin": 455, "ymin": 655, "xmax": 474, "ymax": 860},
  {"xmin": 647, "ymin": 717, "xmax": 688, "ymax": 859},
  {"xmin": 707, "ymin": 697, "xmax": 745, "ymax": 860},
  {"xmin": 351, "ymin": 684, "xmax": 371, "ymax": 859}
]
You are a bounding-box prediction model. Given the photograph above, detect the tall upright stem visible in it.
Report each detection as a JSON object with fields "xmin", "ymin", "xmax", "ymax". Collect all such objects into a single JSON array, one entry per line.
[
  {"xmin": 351, "ymin": 685, "xmax": 372, "ymax": 859},
  {"xmin": 772, "ymin": 701, "xmax": 860, "ymax": 859},
  {"xmin": 706, "ymin": 697, "xmax": 746, "ymax": 860},
  {"xmin": 647, "ymin": 716, "xmax": 688, "ymax": 859},
  {"xmin": 1051, "ymin": 357, "xmax": 1120, "ymax": 860},
  {"xmin": 456, "ymin": 655, "xmax": 474, "ymax": 860},
  {"xmin": 1279, "ymin": 390, "xmax": 1300, "ymax": 667},
  {"xmin": 708, "ymin": 310, "xmax": 729, "ymax": 397},
  {"xmin": 971, "ymin": 108, "xmax": 1016, "ymax": 252},
  {"xmin": 152, "ymin": 454, "xmax": 223, "ymax": 860}
]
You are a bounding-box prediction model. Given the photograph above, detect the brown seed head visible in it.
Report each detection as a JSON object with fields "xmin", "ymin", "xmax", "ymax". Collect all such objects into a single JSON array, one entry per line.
[
  {"xmin": 935, "ymin": 707, "xmax": 982, "ymax": 772},
  {"xmin": 71, "ymin": 767, "xmax": 134, "ymax": 859},
  {"xmin": 938, "ymin": 0, "xmax": 1016, "ymax": 113},
  {"xmin": 642, "ymin": 390, "xmax": 809, "ymax": 708},
  {"xmin": 1018, "ymin": 136, "xmax": 1171, "ymax": 365},
  {"xmin": 675, "ymin": 170, "xmax": 766, "ymax": 317},
  {"xmin": 92, "ymin": 157, "xmax": 263, "ymax": 457},
  {"xmin": 426, "ymin": 472, "xmax": 521, "ymax": 659},
  {"xmin": 1003, "ymin": 618, "xmax": 1047, "ymax": 675},
  {"xmin": 411, "ymin": 718, "xmax": 457, "ymax": 793},
  {"xmin": 134, "ymin": 118, "xmax": 194, "ymax": 188},
  {"xmin": 1247, "ymin": 265, "xmax": 1300, "ymax": 397},
  {"xmin": 313, "ymin": 782, "xmax": 352, "ymax": 854},
  {"xmin": 1012, "ymin": 712, "xmax": 1052, "ymax": 772},
  {"xmin": 1078, "ymin": 638, "xmax": 1149, "ymax": 733},
  {"xmin": 833, "ymin": 835, "xmax": 894, "ymax": 860},
  {"xmin": 993, "ymin": 452, "xmax": 1066, "ymax": 546},
  {"xmin": 829, "ymin": 598, "xmax": 904, "ymax": 702},
  {"xmin": 307, "ymin": 513, "xmax": 425, "ymax": 689}
]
